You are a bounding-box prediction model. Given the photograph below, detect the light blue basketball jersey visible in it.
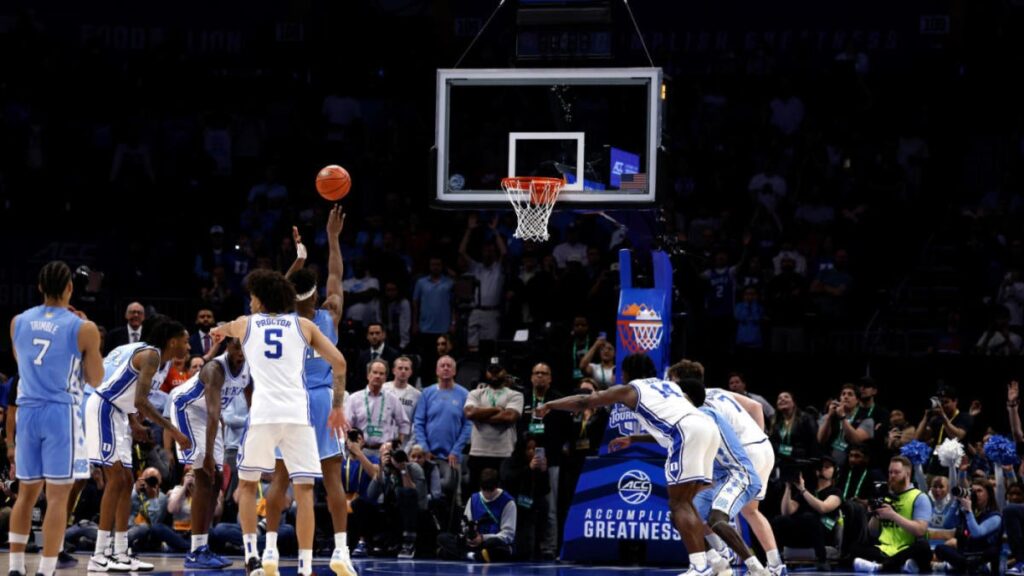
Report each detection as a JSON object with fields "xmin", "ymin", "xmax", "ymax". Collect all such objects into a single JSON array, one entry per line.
[
  {"xmin": 304, "ymin": 309, "xmax": 337, "ymax": 390},
  {"xmin": 14, "ymin": 305, "xmax": 84, "ymax": 407},
  {"xmin": 700, "ymin": 405, "xmax": 759, "ymax": 489}
]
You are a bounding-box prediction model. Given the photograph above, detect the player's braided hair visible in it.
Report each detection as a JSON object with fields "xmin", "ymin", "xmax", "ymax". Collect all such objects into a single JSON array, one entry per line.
[{"xmin": 38, "ymin": 260, "xmax": 73, "ymax": 299}]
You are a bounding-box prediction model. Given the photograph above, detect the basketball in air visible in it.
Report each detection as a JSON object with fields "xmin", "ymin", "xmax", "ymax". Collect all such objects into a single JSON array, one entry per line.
[{"xmin": 316, "ymin": 165, "xmax": 351, "ymax": 201}]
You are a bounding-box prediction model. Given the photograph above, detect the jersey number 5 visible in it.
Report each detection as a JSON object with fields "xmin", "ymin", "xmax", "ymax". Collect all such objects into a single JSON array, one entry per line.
[{"xmin": 264, "ymin": 329, "xmax": 283, "ymax": 359}]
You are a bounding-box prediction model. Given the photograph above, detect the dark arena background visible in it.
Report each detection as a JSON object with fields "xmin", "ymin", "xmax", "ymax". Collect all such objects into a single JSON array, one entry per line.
[{"xmin": 1, "ymin": 1, "xmax": 1024, "ymax": 575}]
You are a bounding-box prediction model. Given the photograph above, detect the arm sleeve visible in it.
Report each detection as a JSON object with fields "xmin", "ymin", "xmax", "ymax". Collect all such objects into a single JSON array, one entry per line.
[
  {"xmin": 508, "ymin": 391, "xmax": 525, "ymax": 417},
  {"xmin": 965, "ymin": 512, "xmax": 1002, "ymax": 538},
  {"xmin": 858, "ymin": 418, "xmax": 875, "ymax": 439},
  {"xmin": 413, "ymin": 390, "xmax": 429, "ymax": 453},
  {"xmin": 393, "ymin": 395, "xmax": 411, "ymax": 435},
  {"xmin": 497, "ymin": 499, "xmax": 517, "ymax": 544},
  {"xmin": 912, "ymin": 493, "xmax": 933, "ymax": 523}
]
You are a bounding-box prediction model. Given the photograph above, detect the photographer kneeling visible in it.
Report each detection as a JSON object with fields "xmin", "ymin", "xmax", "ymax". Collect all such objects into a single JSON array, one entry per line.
[
  {"xmin": 933, "ymin": 480, "xmax": 1002, "ymax": 573},
  {"xmin": 367, "ymin": 440, "xmax": 427, "ymax": 558},
  {"xmin": 437, "ymin": 468, "xmax": 515, "ymax": 562},
  {"xmin": 772, "ymin": 456, "xmax": 842, "ymax": 570},
  {"xmin": 850, "ymin": 456, "xmax": 933, "ymax": 573}
]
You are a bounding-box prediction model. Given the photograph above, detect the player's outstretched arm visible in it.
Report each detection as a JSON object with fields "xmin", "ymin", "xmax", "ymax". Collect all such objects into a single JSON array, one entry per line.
[
  {"xmin": 211, "ymin": 316, "xmax": 249, "ymax": 344},
  {"xmin": 284, "ymin": 226, "xmax": 307, "ymax": 280},
  {"xmin": 538, "ymin": 384, "xmax": 638, "ymax": 417},
  {"xmin": 324, "ymin": 205, "xmax": 345, "ymax": 318}
]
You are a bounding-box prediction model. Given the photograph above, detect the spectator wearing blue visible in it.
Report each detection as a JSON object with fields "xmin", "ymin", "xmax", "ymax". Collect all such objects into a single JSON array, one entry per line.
[
  {"xmin": 437, "ymin": 468, "xmax": 516, "ymax": 562},
  {"xmin": 413, "ymin": 356, "xmax": 471, "ymax": 512},
  {"xmin": 734, "ymin": 286, "xmax": 765, "ymax": 350},
  {"xmin": 933, "ymin": 480, "xmax": 1002, "ymax": 573},
  {"xmin": 412, "ymin": 257, "xmax": 455, "ymax": 380},
  {"xmin": 927, "ymin": 476, "xmax": 958, "ymax": 532},
  {"xmin": 0, "ymin": 373, "xmax": 10, "ymax": 409}
]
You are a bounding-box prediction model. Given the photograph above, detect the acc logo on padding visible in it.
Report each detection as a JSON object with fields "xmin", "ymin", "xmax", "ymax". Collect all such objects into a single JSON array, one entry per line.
[{"xmin": 618, "ymin": 469, "xmax": 652, "ymax": 504}]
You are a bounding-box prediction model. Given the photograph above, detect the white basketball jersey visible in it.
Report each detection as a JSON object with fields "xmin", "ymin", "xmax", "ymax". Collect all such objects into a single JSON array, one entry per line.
[
  {"xmin": 170, "ymin": 352, "xmax": 251, "ymax": 416},
  {"xmin": 96, "ymin": 343, "xmax": 170, "ymax": 414},
  {"xmin": 241, "ymin": 313, "xmax": 310, "ymax": 425},
  {"xmin": 704, "ymin": 387, "xmax": 767, "ymax": 446},
  {"xmin": 628, "ymin": 377, "xmax": 701, "ymax": 450}
]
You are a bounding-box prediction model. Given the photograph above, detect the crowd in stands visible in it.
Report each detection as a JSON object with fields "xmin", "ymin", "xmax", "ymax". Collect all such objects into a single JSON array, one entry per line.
[{"xmin": 2, "ymin": 2, "xmax": 1024, "ymax": 573}]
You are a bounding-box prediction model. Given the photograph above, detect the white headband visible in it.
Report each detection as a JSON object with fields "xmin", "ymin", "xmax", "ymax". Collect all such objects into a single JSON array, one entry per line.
[{"xmin": 296, "ymin": 285, "xmax": 317, "ymax": 301}]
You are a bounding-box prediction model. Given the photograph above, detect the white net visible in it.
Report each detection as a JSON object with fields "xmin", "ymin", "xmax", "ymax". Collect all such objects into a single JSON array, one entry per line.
[
  {"xmin": 501, "ymin": 177, "xmax": 564, "ymax": 242},
  {"xmin": 629, "ymin": 321, "xmax": 663, "ymax": 351}
]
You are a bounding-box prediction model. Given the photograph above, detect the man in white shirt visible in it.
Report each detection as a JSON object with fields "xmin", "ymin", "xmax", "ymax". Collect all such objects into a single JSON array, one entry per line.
[
  {"xmin": 383, "ymin": 356, "xmax": 422, "ymax": 430},
  {"xmin": 552, "ymin": 224, "xmax": 588, "ymax": 269}
]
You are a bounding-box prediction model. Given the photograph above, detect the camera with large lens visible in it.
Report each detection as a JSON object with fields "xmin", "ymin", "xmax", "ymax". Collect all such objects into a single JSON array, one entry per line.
[
  {"xmin": 950, "ymin": 485, "xmax": 967, "ymax": 499},
  {"xmin": 348, "ymin": 428, "xmax": 362, "ymax": 443},
  {"xmin": 868, "ymin": 481, "xmax": 892, "ymax": 512},
  {"xmin": 461, "ymin": 518, "xmax": 479, "ymax": 541}
]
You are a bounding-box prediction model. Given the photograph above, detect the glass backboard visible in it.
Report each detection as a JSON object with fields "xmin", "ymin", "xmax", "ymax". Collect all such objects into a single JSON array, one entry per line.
[{"xmin": 435, "ymin": 67, "xmax": 661, "ymax": 207}]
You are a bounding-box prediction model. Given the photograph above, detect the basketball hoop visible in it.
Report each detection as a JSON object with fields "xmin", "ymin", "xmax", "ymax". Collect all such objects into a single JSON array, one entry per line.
[
  {"xmin": 501, "ymin": 176, "xmax": 564, "ymax": 242},
  {"xmin": 618, "ymin": 320, "xmax": 664, "ymax": 353}
]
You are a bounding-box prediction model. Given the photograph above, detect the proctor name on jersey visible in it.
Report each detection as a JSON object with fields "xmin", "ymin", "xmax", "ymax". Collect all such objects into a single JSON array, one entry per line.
[{"xmin": 256, "ymin": 317, "xmax": 294, "ymax": 328}]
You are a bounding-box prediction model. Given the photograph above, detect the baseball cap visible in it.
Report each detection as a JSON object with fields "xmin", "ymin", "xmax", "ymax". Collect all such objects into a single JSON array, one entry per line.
[
  {"xmin": 210, "ymin": 225, "xmax": 225, "ymax": 235},
  {"xmin": 487, "ymin": 357, "xmax": 503, "ymax": 373}
]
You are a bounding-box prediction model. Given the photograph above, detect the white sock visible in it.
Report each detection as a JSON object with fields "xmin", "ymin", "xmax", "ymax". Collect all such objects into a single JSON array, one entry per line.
[
  {"xmin": 705, "ymin": 533, "xmax": 727, "ymax": 552},
  {"xmin": 689, "ymin": 552, "xmax": 708, "ymax": 570},
  {"xmin": 95, "ymin": 531, "xmax": 111, "ymax": 555},
  {"xmin": 706, "ymin": 548, "xmax": 722, "ymax": 564},
  {"xmin": 113, "ymin": 531, "xmax": 128, "ymax": 555},
  {"xmin": 767, "ymin": 549, "xmax": 782, "ymax": 567},
  {"xmin": 191, "ymin": 534, "xmax": 209, "ymax": 552},
  {"xmin": 9, "ymin": 552, "xmax": 25, "ymax": 575},
  {"xmin": 243, "ymin": 533, "xmax": 259, "ymax": 560},
  {"xmin": 265, "ymin": 532, "xmax": 278, "ymax": 552},
  {"xmin": 745, "ymin": 556, "xmax": 766, "ymax": 572},
  {"xmin": 298, "ymin": 549, "xmax": 313, "ymax": 575},
  {"xmin": 335, "ymin": 532, "xmax": 348, "ymax": 553},
  {"xmin": 38, "ymin": 556, "xmax": 57, "ymax": 576}
]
